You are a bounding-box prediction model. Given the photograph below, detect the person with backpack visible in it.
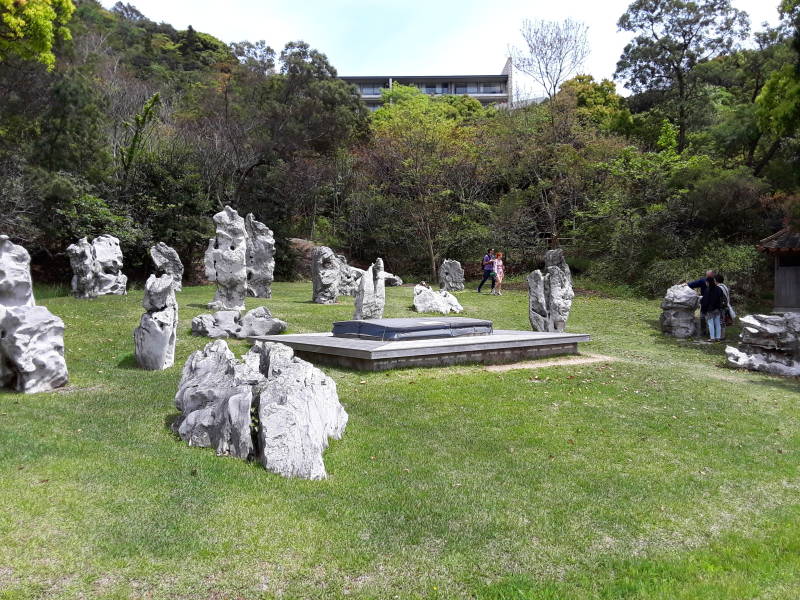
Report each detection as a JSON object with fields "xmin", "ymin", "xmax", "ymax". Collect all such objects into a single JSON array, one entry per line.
[
  {"xmin": 477, "ymin": 248, "xmax": 496, "ymax": 294},
  {"xmin": 700, "ymin": 276, "xmax": 726, "ymax": 342}
]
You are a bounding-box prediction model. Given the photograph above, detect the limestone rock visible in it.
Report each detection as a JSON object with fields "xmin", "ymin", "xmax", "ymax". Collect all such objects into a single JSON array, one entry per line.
[
  {"xmin": 725, "ymin": 313, "xmax": 800, "ymax": 376},
  {"xmin": 353, "ymin": 258, "xmax": 386, "ymax": 320},
  {"xmin": 0, "ymin": 305, "xmax": 68, "ymax": 393},
  {"xmin": 660, "ymin": 284, "xmax": 700, "ymax": 338},
  {"xmin": 205, "ymin": 206, "xmax": 248, "ymax": 311},
  {"xmin": 258, "ymin": 344, "xmax": 348, "ymax": 480},
  {"xmin": 337, "ymin": 256, "xmax": 365, "ymax": 297},
  {"xmin": 311, "ymin": 246, "xmax": 342, "ymax": 304},
  {"xmin": 92, "ymin": 235, "xmax": 127, "ymax": 295},
  {"xmin": 0, "ymin": 236, "xmax": 34, "ymax": 307},
  {"xmin": 191, "ymin": 307, "xmax": 286, "ymax": 339},
  {"xmin": 384, "ymin": 272, "xmax": 403, "ymax": 287},
  {"xmin": 244, "ymin": 213, "xmax": 275, "ymax": 299},
  {"xmin": 66, "ymin": 237, "xmax": 98, "ymax": 299},
  {"xmin": 174, "ymin": 340, "xmax": 348, "ymax": 478},
  {"xmin": 413, "ymin": 284, "xmax": 463, "ymax": 314},
  {"xmin": 150, "ymin": 242, "xmax": 184, "ymax": 291},
  {"xmin": 527, "ymin": 249, "xmax": 574, "ymax": 332},
  {"xmin": 134, "ymin": 274, "xmax": 178, "ymax": 370},
  {"xmin": 438, "ymin": 259, "xmax": 465, "ymax": 292}
]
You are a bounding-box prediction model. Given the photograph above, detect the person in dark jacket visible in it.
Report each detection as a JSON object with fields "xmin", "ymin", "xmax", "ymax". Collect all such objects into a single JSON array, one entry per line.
[
  {"xmin": 686, "ymin": 270, "xmax": 716, "ymax": 296},
  {"xmin": 700, "ymin": 276, "xmax": 725, "ymax": 341}
]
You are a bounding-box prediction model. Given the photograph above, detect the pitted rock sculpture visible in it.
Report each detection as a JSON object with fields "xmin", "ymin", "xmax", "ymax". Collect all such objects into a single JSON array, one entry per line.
[
  {"xmin": 0, "ymin": 235, "xmax": 34, "ymax": 307},
  {"xmin": 0, "ymin": 238, "xmax": 67, "ymax": 393},
  {"xmin": 413, "ymin": 283, "xmax": 463, "ymax": 314},
  {"xmin": 338, "ymin": 256, "xmax": 365, "ymax": 297},
  {"xmin": 384, "ymin": 272, "xmax": 403, "ymax": 287},
  {"xmin": 173, "ymin": 340, "xmax": 348, "ymax": 479},
  {"xmin": 191, "ymin": 306, "xmax": 287, "ymax": 339},
  {"xmin": 205, "ymin": 206, "xmax": 248, "ymax": 311},
  {"xmin": 244, "ymin": 213, "xmax": 275, "ymax": 299},
  {"xmin": 527, "ymin": 249, "xmax": 574, "ymax": 332},
  {"xmin": 438, "ymin": 259, "xmax": 465, "ymax": 292},
  {"xmin": 660, "ymin": 285, "xmax": 699, "ymax": 338},
  {"xmin": 134, "ymin": 274, "xmax": 178, "ymax": 371},
  {"xmin": 312, "ymin": 246, "xmax": 342, "ymax": 304},
  {"xmin": 353, "ymin": 258, "xmax": 386, "ymax": 320},
  {"xmin": 150, "ymin": 242, "xmax": 184, "ymax": 291},
  {"xmin": 725, "ymin": 313, "xmax": 800, "ymax": 377},
  {"xmin": 66, "ymin": 235, "xmax": 127, "ymax": 298}
]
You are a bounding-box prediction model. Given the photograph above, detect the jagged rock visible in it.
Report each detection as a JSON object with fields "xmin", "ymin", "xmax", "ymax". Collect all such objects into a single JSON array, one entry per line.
[
  {"xmin": 205, "ymin": 206, "xmax": 248, "ymax": 311},
  {"xmin": 527, "ymin": 249, "xmax": 574, "ymax": 332},
  {"xmin": 174, "ymin": 340, "xmax": 348, "ymax": 479},
  {"xmin": 65, "ymin": 238, "xmax": 97, "ymax": 299},
  {"xmin": 353, "ymin": 258, "xmax": 386, "ymax": 320},
  {"xmin": 311, "ymin": 246, "xmax": 342, "ymax": 304},
  {"xmin": 384, "ymin": 272, "xmax": 403, "ymax": 287},
  {"xmin": 725, "ymin": 313, "xmax": 800, "ymax": 376},
  {"xmin": 150, "ymin": 242, "xmax": 184, "ymax": 291},
  {"xmin": 134, "ymin": 274, "xmax": 178, "ymax": 370},
  {"xmin": 258, "ymin": 343, "xmax": 348, "ymax": 480},
  {"xmin": 0, "ymin": 305, "xmax": 68, "ymax": 393},
  {"xmin": 337, "ymin": 256, "xmax": 365, "ymax": 297},
  {"xmin": 660, "ymin": 284, "xmax": 700, "ymax": 338},
  {"xmin": 413, "ymin": 284, "xmax": 463, "ymax": 314},
  {"xmin": 92, "ymin": 235, "xmax": 127, "ymax": 296},
  {"xmin": 191, "ymin": 307, "xmax": 286, "ymax": 339},
  {"xmin": 245, "ymin": 213, "xmax": 275, "ymax": 299},
  {"xmin": 66, "ymin": 235, "xmax": 127, "ymax": 298},
  {"xmin": 438, "ymin": 259, "xmax": 465, "ymax": 292},
  {"xmin": 0, "ymin": 236, "xmax": 34, "ymax": 307}
]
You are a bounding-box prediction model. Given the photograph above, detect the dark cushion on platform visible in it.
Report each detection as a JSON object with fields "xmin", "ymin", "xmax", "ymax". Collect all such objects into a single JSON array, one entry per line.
[{"xmin": 332, "ymin": 317, "xmax": 493, "ymax": 341}]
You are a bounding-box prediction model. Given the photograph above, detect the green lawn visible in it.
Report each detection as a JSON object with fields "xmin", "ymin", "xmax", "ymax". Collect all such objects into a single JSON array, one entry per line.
[{"xmin": 1, "ymin": 282, "xmax": 799, "ymax": 599}]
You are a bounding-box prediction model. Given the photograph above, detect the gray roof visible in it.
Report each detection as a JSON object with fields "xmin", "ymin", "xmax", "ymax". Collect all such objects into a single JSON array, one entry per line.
[{"xmin": 758, "ymin": 228, "xmax": 800, "ymax": 253}]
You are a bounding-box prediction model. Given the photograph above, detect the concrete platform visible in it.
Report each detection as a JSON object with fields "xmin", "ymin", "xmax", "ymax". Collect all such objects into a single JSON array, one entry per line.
[{"xmin": 250, "ymin": 329, "xmax": 591, "ymax": 371}]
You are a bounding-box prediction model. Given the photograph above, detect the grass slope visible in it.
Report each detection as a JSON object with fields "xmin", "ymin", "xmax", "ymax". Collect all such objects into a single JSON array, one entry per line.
[{"xmin": 1, "ymin": 282, "xmax": 799, "ymax": 599}]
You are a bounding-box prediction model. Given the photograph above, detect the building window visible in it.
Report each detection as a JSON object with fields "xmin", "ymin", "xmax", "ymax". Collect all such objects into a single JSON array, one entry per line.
[
  {"xmin": 360, "ymin": 84, "xmax": 383, "ymax": 95},
  {"xmin": 481, "ymin": 83, "xmax": 502, "ymax": 94},
  {"xmin": 425, "ymin": 83, "xmax": 436, "ymax": 94}
]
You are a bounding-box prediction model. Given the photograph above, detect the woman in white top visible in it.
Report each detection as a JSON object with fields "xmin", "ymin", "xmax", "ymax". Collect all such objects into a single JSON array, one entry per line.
[{"xmin": 715, "ymin": 273, "xmax": 735, "ymax": 338}]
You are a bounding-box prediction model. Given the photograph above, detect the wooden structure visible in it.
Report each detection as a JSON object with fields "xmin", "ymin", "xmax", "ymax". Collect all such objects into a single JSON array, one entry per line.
[{"xmin": 758, "ymin": 228, "xmax": 800, "ymax": 313}]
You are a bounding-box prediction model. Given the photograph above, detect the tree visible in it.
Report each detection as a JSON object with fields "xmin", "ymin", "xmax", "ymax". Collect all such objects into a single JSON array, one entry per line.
[
  {"xmin": 513, "ymin": 18, "xmax": 589, "ymax": 101},
  {"xmin": 0, "ymin": 0, "xmax": 75, "ymax": 69},
  {"xmin": 615, "ymin": 0, "xmax": 749, "ymax": 151}
]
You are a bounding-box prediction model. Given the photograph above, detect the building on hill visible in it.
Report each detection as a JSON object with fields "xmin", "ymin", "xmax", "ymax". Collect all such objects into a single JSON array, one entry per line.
[
  {"xmin": 757, "ymin": 228, "xmax": 800, "ymax": 313},
  {"xmin": 342, "ymin": 58, "xmax": 513, "ymax": 111}
]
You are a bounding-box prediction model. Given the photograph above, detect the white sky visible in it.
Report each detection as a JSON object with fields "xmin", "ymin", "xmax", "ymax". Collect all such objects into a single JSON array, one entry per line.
[{"xmin": 100, "ymin": 0, "xmax": 783, "ymax": 99}]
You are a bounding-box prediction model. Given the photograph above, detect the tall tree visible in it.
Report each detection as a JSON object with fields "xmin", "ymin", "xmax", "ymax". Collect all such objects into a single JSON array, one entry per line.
[
  {"xmin": 615, "ymin": 0, "xmax": 749, "ymax": 151},
  {"xmin": 0, "ymin": 0, "xmax": 75, "ymax": 69}
]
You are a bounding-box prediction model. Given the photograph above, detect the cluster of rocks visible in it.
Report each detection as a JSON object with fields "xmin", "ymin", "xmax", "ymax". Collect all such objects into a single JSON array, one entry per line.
[
  {"xmin": 311, "ymin": 246, "xmax": 365, "ymax": 304},
  {"xmin": 205, "ymin": 206, "xmax": 275, "ymax": 311},
  {"xmin": 66, "ymin": 234, "xmax": 127, "ymax": 298},
  {"xmin": 174, "ymin": 339, "xmax": 348, "ymax": 479},
  {"xmin": 527, "ymin": 249, "xmax": 574, "ymax": 332},
  {"xmin": 413, "ymin": 283, "xmax": 463, "ymax": 315},
  {"xmin": 438, "ymin": 259, "xmax": 465, "ymax": 292},
  {"xmin": 0, "ymin": 236, "xmax": 68, "ymax": 393},
  {"xmin": 192, "ymin": 306, "xmax": 287, "ymax": 339},
  {"xmin": 726, "ymin": 313, "xmax": 800, "ymax": 376},
  {"xmin": 660, "ymin": 284, "xmax": 700, "ymax": 338},
  {"xmin": 353, "ymin": 259, "xmax": 386, "ymax": 320}
]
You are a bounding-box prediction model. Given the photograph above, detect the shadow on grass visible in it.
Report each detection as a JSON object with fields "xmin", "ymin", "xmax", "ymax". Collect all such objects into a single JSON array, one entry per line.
[
  {"xmin": 186, "ymin": 303, "xmax": 210, "ymax": 309},
  {"xmin": 164, "ymin": 412, "xmax": 181, "ymax": 436},
  {"xmin": 116, "ymin": 354, "xmax": 139, "ymax": 370}
]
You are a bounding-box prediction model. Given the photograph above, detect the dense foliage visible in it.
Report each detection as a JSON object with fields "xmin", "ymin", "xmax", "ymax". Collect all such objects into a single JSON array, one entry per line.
[{"xmin": 0, "ymin": 0, "xmax": 798, "ymax": 303}]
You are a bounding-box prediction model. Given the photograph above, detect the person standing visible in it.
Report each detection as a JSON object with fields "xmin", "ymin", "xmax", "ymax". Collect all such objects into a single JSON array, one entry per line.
[
  {"xmin": 477, "ymin": 248, "xmax": 496, "ymax": 293},
  {"xmin": 686, "ymin": 270, "xmax": 716, "ymax": 336},
  {"xmin": 700, "ymin": 276, "xmax": 725, "ymax": 342},
  {"xmin": 492, "ymin": 252, "xmax": 505, "ymax": 295},
  {"xmin": 716, "ymin": 273, "xmax": 735, "ymax": 339}
]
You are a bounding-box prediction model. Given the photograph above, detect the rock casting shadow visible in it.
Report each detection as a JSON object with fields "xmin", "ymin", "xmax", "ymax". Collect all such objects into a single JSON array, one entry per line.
[{"xmin": 116, "ymin": 353, "xmax": 139, "ymax": 370}]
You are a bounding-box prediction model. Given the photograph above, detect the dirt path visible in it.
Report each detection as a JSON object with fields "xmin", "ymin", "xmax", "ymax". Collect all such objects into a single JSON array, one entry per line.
[{"xmin": 484, "ymin": 353, "xmax": 619, "ymax": 372}]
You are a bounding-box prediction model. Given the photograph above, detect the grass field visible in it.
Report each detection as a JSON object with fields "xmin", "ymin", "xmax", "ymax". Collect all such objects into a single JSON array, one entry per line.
[{"xmin": 1, "ymin": 281, "xmax": 799, "ymax": 599}]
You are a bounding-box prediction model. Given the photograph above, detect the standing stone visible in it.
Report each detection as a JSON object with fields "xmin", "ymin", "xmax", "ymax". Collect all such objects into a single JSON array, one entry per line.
[
  {"xmin": 0, "ymin": 239, "xmax": 67, "ymax": 393},
  {"xmin": 726, "ymin": 313, "xmax": 800, "ymax": 376},
  {"xmin": 134, "ymin": 274, "xmax": 178, "ymax": 371},
  {"xmin": 244, "ymin": 213, "xmax": 275, "ymax": 299},
  {"xmin": 205, "ymin": 206, "xmax": 248, "ymax": 311},
  {"xmin": 91, "ymin": 235, "xmax": 127, "ymax": 295},
  {"xmin": 527, "ymin": 249, "xmax": 574, "ymax": 332},
  {"xmin": 174, "ymin": 340, "xmax": 348, "ymax": 478},
  {"xmin": 413, "ymin": 283, "xmax": 463, "ymax": 314},
  {"xmin": 337, "ymin": 256, "xmax": 365, "ymax": 297},
  {"xmin": 66, "ymin": 237, "xmax": 98, "ymax": 299},
  {"xmin": 660, "ymin": 284, "xmax": 699, "ymax": 338},
  {"xmin": 438, "ymin": 259, "xmax": 465, "ymax": 292},
  {"xmin": 353, "ymin": 258, "xmax": 386, "ymax": 320},
  {"xmin": 311, "ymin": 246, "xmax": 341, "ymax": 304},
  {"xmin": 150, "ymin": 242, "xmax": 184, "ymax": 292},
  {"xmin": 0, "ymin": 235, "xmax": 34, "ymax": 307}
]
